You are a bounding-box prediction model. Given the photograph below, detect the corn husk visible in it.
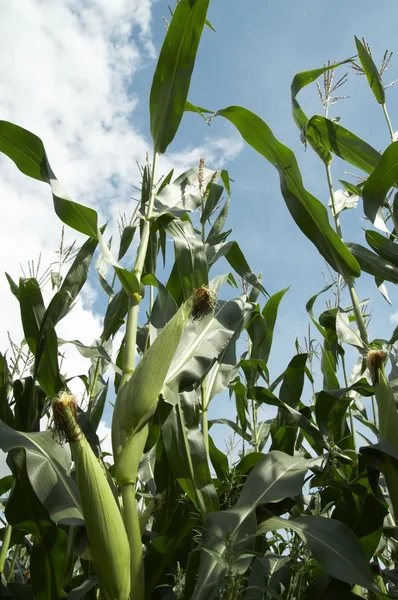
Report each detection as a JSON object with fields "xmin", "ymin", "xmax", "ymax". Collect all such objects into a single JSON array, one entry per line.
[
  {"xmin": 112, "ymin": 296, "xmax": 195, "ymax": 484},
  {"xmin": 53, "ymin": 393, "xmax": 130, "ymax": 600}
]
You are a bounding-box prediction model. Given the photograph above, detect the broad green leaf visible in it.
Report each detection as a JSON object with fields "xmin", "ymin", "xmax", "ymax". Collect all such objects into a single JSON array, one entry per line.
[
  {"xmin": 0, "ymin": 422, "xmax": 83, "ymax": 524},
  {"xmin": 201, "ymin": 182, "xmax": 224, "ymax": 226},
  {"xmin": 34, "ymin": 308, "xmax": 64, "ymax": 398},
  {"xmin": 6, "ymin": 449, "xmax": 68, "ymax": 600},
  {"xmin": 365, "ymin": 230, "xmax": 398, "ymax": 267},
  {"xmin": 191, "ymin": 452, "xmax": 314, "ymax": 600},
  {"xmin": 362, "ymin": 142, "xmax": 398, "ymax": 225},
  {"xmin": 18, "ymin": 278, "xmax": 46, "ymax": 354},
  {"xmin": 207, "ymin": 240, "xmax": 267, "ymax": 295},
  {"xmin": 150, "ymin": 0, "xmax": 211, "ymax": 153},
  {"xmin": 142, "ymin": 274, "xmax": 178, "ymax": 332},
  {"xmin": 118, "ymin": 225, "xmax": 137, "ymax": 261},
  {"xmin": 336, "ymin": 310, "xmax": 365, "ymax": 351},
  {"xmin": 164, "ymin": 295, "xmax": 253, "ymax": 398},
  {"xmin": 279, "ymin": 353, "xmax": 308, "ymax": 408},
  {"xmin": 45, "ymin": 236, "xmax": 98, "ymax": 326},
  {"xmin": 13, "ymin": 376, "xmax": 45, "ymax": 433},
  {"xmin": 347, "ymin": 242, "xmax": 398, "ymax": 284},
  {"xmin": 208, "ymin": 435, "xmax": 228, "ymax": 480},
  {"xmin": 258, "ymin": 515, "xmax": 380, "ymax": 591},
  {"xmin": 165, "ymin": 217, "xmax": 208, "ymax": 299},
  {"xmin": 214, "ymin": 106, "xmax": 360, "ymax": 279},
  {"xmin": 101, "ymin": 288, "xmax": 129, "ymax": 342},
  {"xmin": 0, "ymin": 121, "xmax": 98, "ymax": 237},
  {"xmin": 208, "ymin": 418, "xmax": 252, "ymax": 443},
  {"xmin": 5, "ymin": 272, "xmax": 19, "ymax": 299},
  {"xmin": 306, "ymin": 116, "xmax": 381, "ymax": 175},
  {"xmin": 355, "ymin": 36, "xmax": 385, "ymax": 104},
  {"xmin": 152, "ymin": 167, "xmax": 218, "ymax": 218},
  {"xmin": 160, "ymin": 392, "xmax": 219, "ymax": 517},
  {"xmin": 206, "ymin": 197, "xmax": 231, "ymax": 245}
]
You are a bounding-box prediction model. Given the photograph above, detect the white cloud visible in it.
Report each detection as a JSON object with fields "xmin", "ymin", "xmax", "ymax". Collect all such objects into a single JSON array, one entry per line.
[{"xmin": 0, "ymin": 0, "xmax": 244, "ymax": 459}]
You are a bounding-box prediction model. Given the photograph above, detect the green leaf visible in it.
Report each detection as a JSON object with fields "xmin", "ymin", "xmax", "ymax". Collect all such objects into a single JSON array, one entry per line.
[
  {"xmin": 118, "ymin": 225, "xmax": 137, "ymax": 261},
  {"xmin": 206, "ymin": 198, "xmax": 230, "ymax": 245},
  {"xmin": 201, "ymin": 182, "xmax": 224, "ymax": 226},
  {"xmin": 0, "ymin": 121, "xmax": 98, "ymax": 237},
  {"xmin": 258, "ymin": 515, "xmax": 380, "ymax": 591},
  {"xmin": 6, "ymin": 448, "xmax": 68, "ymax": 600},
  {"xmin": 165, "ymin": 217, "xmax": 208, "ymax": 299},
  {"xmin": 336, "ymin": 310, "xmax": 365, "ymax": 351},
  {"xmin": 18, "ymin": 278, "xmax": 46, "ymax": 354},
  {"xmin": 207, "ymin": 240, "xmax": 267, "ymax": 295},
  {"xmin": 306, "ymin": 116, "xmax": 381, "ymax": 175},
  {"xmin": 355, "ymin": 36, "xmax": 385, "ymax": 104},
  {"xmin": 208, "ymin": 435, "xmax": 228, "ymax": 481},
  {"xmin": 279, "ymin": 353, "xmax": 307, "ymax": 408},
  {"xmin": 290, "ymin": 58, "xmax": 354, "ymax": 132},
  {"xmin": 5, "ymin": 272, "xmax": 19, "ymax": 300},
  {"xmin": 0, "ymin": 353, "xmax": 14, "ymax": 427},
  {"xmin": 362, "ymin": 142, "xmax": 398, "ymax": 224},
  {"xmin": 214, "ymin": 106, "xmax": 360, "ymax": 279},
  {"xmin": 365, "ymin": 229, "xmax": 398, "ymax": 267},
  {"xmin": 164, "ymin": 295, "xmax": 253, "ymax": 398},
  {"xmin": 0, "ymin": 422, "xmax": 83, "ymax": 525},
  {"xmin": 191, "ymin": 452, "xmax": 314, "ymax": 600},
  {"xmin": 150, "ymin": 0, "xmax": 211, "ymax": 153},
  {"xmin": 153, "ymin": 167, "xmax": 218, "ymax": 218},
  {"xmin": 101, "ymin": 288, "xmax": 129, "ymax": 342},
  {"xmin": 46, "ymin": 236, "xmax": 98, "ymax": 326},
  {"xmin": 347, "ymin": 242, "xmax": 398, "ymax": 284},
  {"xmin": 160, "ymin": 392, "xmax": 219, "ymax": 517}
]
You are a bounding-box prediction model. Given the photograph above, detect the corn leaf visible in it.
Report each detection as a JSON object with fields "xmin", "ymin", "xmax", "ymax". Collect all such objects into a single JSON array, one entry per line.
[
  {"xmin": 362, "ymin": 142, "xmax": 398, "ymax": 225},
  {"xmin": 355, "ymin": 36, "xmax": 385, "ymax": 105},
  {"xmin": 6, "ymin": 449, "xmax": 68, "ymax": 600},
  {"xmin": 150, "ymin": 0, "xmax": 211, "ymax": 153},
  {"xmin": 0, "ymin": 423, "xmax": 82, "ymax": 524},
  {"xmin": 0, "ymin": 121, "xmax": 98, "ymax": 237},
  {"xmin": 213, "ymin": 106, "xmax": 360, "ymax": 279}
]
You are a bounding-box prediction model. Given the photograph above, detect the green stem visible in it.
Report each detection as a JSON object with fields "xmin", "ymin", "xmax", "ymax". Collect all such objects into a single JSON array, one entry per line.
[
  {"xmin": 372, "ymin": 394, "xmax": 378, "ymax": 429},
  {"xmin": 382, "ymin": 103, "xmax": 395, "ymax": 143},
  {"xmin": 6, "ymin": 544, "xmax": 20, "ymax": 584},
  {"xmin": 121, "ymin": 151, "xmax": 159, "ymax": 388},
  {"xmin": 342, "ymin": 357, "xmax": 357, "ymax": 450},
  {"xmin": 121, "ymin": 484, "xmax": 145, "ymax": 600},
  {"xmin": 0, "ymin": 524, "xmax": 11, "ymax": 576},
  {"xmin": 201, "ymin": 382, "xmax": 209, "ymax": 459},
  {"xmin": 251, "ymin": 400, "xmax": 259, "ymax": 452}
]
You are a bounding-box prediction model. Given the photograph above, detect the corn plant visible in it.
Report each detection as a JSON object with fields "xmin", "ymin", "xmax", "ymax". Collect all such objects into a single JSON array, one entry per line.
[{"xmin": 1, "ymin": 2, "xmax": 398, "ymax": 599}]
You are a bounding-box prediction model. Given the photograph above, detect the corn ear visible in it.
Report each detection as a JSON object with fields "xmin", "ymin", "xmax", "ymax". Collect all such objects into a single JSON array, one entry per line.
[
  {"xmin": 53, "ymin": 392, "xmax": 130, "ymax": 600},
  {"xmin": 112, "ymin": 295, "xmax": 195, "ymax": 484}
]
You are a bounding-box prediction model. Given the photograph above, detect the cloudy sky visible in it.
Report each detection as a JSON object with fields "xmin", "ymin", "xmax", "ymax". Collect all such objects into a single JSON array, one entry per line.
[{"xmin": 1, "ymin": 0, "xmax": 398, "ymax": 469}]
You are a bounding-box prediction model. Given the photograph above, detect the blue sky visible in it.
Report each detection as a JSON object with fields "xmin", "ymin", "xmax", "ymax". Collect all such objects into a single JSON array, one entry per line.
[{"xmin": 1, "ymin": 0, "xmax": 398, "ymax": 467}]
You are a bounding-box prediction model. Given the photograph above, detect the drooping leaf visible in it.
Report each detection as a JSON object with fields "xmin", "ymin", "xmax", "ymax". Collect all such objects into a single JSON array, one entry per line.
[
  {"xmin": 365, "ymin": 229, "xmax": 398, "ymax": 267},
  {"xmin": 213, "ymin": 106, "xmax": 360, "ymax": 279},
  {"xmin": 150, "ymin": 0, "xmax": 211, "ymax": 153},
  {"xmin": 0, "ymin": 121, "xmax": 98, "ymax": 236}
]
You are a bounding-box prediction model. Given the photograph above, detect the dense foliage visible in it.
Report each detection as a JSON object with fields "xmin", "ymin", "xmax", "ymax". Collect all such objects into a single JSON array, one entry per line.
[{"xmin": 1, "ymin": 2, "xmax": 398, "ymax": 599}]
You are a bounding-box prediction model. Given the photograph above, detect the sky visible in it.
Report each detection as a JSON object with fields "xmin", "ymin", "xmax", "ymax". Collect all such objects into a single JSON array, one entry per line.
[{"xmin": 1, "ymin": 0, "xmax": 398, "ymax": 475}]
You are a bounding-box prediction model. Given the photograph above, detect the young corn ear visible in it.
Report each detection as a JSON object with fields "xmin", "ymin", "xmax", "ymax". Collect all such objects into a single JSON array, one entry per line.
[
  {"xmin": 53, "ymin": 392, "xmax": 130, "ymax": 600},
  {"xmin": 113, "ymin": 289, "xmax": 215, "ymax": 485},
  {"xmin": 368, "ymin": 350, "xmax": 398, "ymax": 521}
]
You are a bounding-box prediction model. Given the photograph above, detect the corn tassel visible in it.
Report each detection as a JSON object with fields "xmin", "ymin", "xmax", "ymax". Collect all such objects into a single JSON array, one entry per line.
[{"xmin": 53, "ymin": 392, "xmax": 130, "ymax": 600}]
